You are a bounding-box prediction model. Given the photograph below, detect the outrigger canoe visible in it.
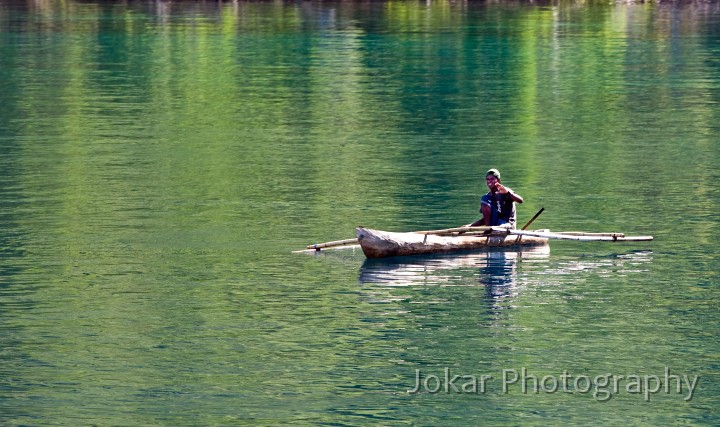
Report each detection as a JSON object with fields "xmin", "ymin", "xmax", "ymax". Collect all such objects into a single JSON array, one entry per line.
[
  {"xmin": 355, "ymin": 227, "xmax": 653, "ymax": 259},
  {"xmin": 295, "ymin": 225, "xmax": 653, "ymax": 259},
  {"xmin": 356, "ymin": 227, "xmax": 548, "ymax": 258}
]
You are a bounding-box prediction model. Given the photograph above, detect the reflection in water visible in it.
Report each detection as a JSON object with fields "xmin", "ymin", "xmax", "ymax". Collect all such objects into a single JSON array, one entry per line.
[
  {"xmin": 358, "ymin": 249, "xmax": 654, "ymax": 320},
  {"xmin": 358, "ymin": 248, "xmax": 654, "ymax": 288},
  {"xmin": 358, "ymin": 247, "xmax": 551, "ymax": 323},
  {"xmin": 358, "ymin": 246, "xmax": 551, "ymax": 288}
]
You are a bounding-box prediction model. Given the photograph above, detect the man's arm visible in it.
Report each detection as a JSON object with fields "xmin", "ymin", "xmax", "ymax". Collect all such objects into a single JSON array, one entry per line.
[
  {"xmin": 496, "ymin": 184, "xmax": 523, "ymax": 204},
  {"xmin": 507, "ymin": 191, "xmax": 523, "ymax": 204}
]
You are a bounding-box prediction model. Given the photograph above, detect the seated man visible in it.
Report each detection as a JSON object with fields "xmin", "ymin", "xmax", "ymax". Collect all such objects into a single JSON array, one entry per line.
[{"xmin": 470, "ymin": 168, "xmax": 523, "ymax": 228}]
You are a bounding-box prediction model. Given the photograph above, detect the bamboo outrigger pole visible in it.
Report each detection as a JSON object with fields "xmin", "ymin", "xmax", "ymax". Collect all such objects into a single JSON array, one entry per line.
[
  {"xmin": 305, "ymin": 238, "xmax": 359, "ymax": 250},
  {"xmin": 500, "ymin": 228, "xmax": 653, "ymax": 242},
  {"xmin": 303, "ymin": 225, "xmax": 499, "ymax": 251}
]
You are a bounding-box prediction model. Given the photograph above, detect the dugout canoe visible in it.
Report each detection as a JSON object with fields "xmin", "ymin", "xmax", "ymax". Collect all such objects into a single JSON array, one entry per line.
[{"xmin": 355, "ymin": 227, "xmax": 548, "ymax": 259}]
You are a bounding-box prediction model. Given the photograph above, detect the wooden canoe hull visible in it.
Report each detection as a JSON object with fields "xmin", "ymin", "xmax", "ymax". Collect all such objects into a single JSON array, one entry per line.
[{"xmin": 356, "ymin": 227, "xmax": 548, "ymax": 259}]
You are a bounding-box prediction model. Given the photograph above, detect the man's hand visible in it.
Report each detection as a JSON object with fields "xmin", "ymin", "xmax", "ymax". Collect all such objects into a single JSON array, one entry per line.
[{"xmin": 495, "ymin": 183, "xmax": 509, "ymax": 194}]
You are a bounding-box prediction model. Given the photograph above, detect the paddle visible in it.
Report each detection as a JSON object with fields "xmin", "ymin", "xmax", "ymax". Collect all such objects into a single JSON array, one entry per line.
[
  {"xmin": 513, "ymin": 207, "xmax": 544, "ymax": 243},
  {"xmin": 520, "ymin": 207, "xmax": 545, "ymax": 230}
]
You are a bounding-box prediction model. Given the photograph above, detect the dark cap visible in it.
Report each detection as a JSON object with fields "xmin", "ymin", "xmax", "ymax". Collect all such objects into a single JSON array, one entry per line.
[{"xmin": 486, "ymin": 168, "xmax": 501, "ymax": 180}]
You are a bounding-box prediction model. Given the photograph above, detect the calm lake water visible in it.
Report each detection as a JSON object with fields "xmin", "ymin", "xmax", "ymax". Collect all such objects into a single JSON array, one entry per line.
[{"xmin": 1, "ymin": 0, "xmax": 718, "ymax": 425}]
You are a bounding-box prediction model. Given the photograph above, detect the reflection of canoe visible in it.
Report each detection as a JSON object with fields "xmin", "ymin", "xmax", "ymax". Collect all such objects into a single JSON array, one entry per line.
[
  {"xmin": 356, "ymin": 227, "xmax": 548, "ymax": 259},
  {"xmin": 359, "ymin": 246, "xmax": 550, "ymax": 286}
]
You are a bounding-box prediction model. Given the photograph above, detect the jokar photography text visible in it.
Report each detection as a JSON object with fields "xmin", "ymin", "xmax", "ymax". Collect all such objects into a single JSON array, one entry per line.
[{"xmin": 408, "ymin": 367, "xmax": 699, "ymax": 402}]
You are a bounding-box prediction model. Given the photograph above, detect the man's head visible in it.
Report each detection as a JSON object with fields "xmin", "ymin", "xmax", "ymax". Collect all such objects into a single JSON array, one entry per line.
[
  {"xmin": 486, "ymin": 169, "xmax": 501, "ymax": 181},
  {"xmin": 486, "ymin": 168, "xmax": 501, "ymax": 190}
]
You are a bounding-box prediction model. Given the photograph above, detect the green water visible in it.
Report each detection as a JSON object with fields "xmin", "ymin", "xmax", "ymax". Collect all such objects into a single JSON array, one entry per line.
[{"xmin": 1, "ymin": 0, "xmax": 718, "ymax": 425}]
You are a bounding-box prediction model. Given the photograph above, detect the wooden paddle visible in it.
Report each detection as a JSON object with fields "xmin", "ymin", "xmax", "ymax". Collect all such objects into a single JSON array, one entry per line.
[
  {"xmin": 514, "ymin": 207, "xmax": 544, "ymax": 243},
  {"xmin": 520, "ymin": 207, "xmax": 545, "ymax": 230}
]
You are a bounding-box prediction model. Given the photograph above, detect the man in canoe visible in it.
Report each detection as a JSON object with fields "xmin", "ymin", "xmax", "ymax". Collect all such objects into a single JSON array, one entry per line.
[{"xmin": 469, "ymin": 168, "xmax": 524, "ymax": 228}]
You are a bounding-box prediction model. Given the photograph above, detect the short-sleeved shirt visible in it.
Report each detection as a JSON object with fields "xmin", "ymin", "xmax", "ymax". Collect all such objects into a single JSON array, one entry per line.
[{"xmin": 480, "ymin": 189, "xmax": 517, "ymax": 227}]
